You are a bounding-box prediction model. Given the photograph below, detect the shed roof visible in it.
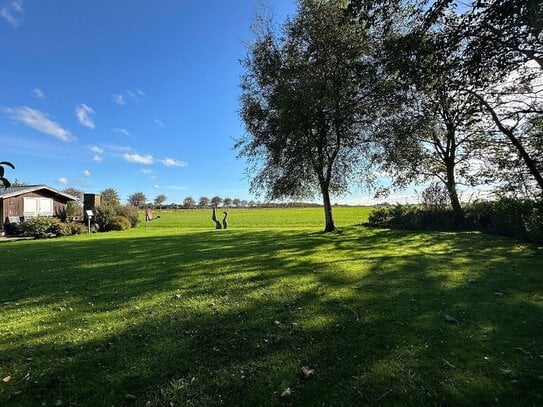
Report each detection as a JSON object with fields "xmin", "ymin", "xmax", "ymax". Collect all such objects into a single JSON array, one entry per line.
[{"xmin": 0, "ymin": 185, "xmax": 78, "ymax": 201}]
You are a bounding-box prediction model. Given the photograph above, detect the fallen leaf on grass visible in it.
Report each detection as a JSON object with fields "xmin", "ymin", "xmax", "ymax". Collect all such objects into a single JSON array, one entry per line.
[
  {"xmin": 2, "ymin": 375, "xmax": 11, "ymax": 383},
  {"xmin": 500, "ymin": 368, "xmax": 512, "ymax": 375},
  {"xmin": 443, "ymin": 359, "xmax": 456, "ymax": 369},
  {"xmin": 443, "ymin": 314, "xmax": 459, "ymax": 324},
  {"xmin": 515, "ymin": 347, "xmax": 531, "ymax": 355},
  {"xmin": 281, "ymin": 387, "xmax": 292, "ymax": 398},
  {"xmin": 301, "ymin": 366, "xmax": 315, "ymax": 379}
]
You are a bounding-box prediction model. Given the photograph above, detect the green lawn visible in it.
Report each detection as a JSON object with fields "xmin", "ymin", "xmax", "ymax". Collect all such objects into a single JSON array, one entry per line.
[{"xmin": 1, "ymin": 207, "xmax": 542, "ymax": 406}]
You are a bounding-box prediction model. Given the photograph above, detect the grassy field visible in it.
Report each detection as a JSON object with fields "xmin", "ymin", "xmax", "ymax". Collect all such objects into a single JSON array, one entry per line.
[{"xmin": 0, "ymin": 207, "xmax": 542, "ymax": 406}]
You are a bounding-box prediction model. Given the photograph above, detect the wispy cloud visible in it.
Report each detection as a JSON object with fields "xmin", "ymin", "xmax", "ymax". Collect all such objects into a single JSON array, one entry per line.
[
  {"xmin": 141, "ymin": 168, "xmax": 152, "ymax": 174},
  {"xmin": 88, "ymin": 145, "xmax": 104, "ymax": 154},
  {"xmin": 154, "ymin": 119, "xmax": 165, "ymax": 128},
  {"xmin": 161, "ymin": 158, "xmax": 187, "ymax": 168},
  {"xmin": 166, "ymin": 185, "xmax": 187, "ymax": 191},
  {"xmin": 58, "ymin": 177, "xmax": 68, "ymax": 185},
  {"xmin": 112, "ymin": 89, "xmax": 145, "ymax": 106},
  {"xmin": 83, "ymin": 169, "xmax": 91, "ymax": 176},
  {"xmin": 1, "ymin": 0, "xmax": 24, "ymax": 26},
  {"xmin": 112, "ymin": 94, "xmax": 125, "ymax": 106},
  {"xmin": 103, "ymin": 144, "xmax": 132, "ymax": 152},
  {"xmin": 93, "ymin": 155, "xmax": 103, "ymax": 162},
  {"xmin": 32, "ymin": 88, "xmax": 44, "ymax": 98},
  {"xmin": 123, "ymin": 153, "xmax": 154, "ymax": 164},
  {"xmin": 75, "ymin": 103, "xmax": 95, "ymax": 129},
  {"xmin": 154, "ymin": 184, "xmax": 160, "ymax": 189},
  {"xmin": 1, "ymin": 106, "xmax": 73, "ymax": 142},
  {"xmin": 113, "ymin": 128, "xmax": 131, "ymax": 137}
]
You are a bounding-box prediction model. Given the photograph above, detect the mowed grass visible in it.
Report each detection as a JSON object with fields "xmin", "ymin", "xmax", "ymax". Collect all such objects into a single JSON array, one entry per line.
[{"xmin": 0, "ymin": 207, "xmax": 542, "ymax": 406}]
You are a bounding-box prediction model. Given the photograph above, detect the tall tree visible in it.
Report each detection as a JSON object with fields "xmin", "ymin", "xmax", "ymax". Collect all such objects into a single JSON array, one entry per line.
[
  {"xmin": 238, "ymin": 0, "xmax": 383, "ymax": 231},
  {"xmin": 210, "ymin": 196, "xmax": 223, "ymax": 207},
  {"xmin": 183, "ymin": 196, "xmax": 196, "ymax": 208},
  {"xmin": 127, "ymin": 192, "xmax": 147, "ymax": 209},
  {"xmin": 223, "ymin": 197, "xmax": 233, "ymax": 207},
  {"xmin": 232, "ymin": 198, "xmax": 241, "ymax": 207},
  {"xmin": 153, "ymin": 194, "xmax": 167, "ymax": 210},
  {"xmin": 100, "ymin": 188, "xmax": 121, "ymax": 206},
  {"xmin": 419, "ymin": 0, "xmax": 543, "ymax": 196},
  {"xmin": 198, "ymin": 196, "xmax": 210, "ymax": 207}
]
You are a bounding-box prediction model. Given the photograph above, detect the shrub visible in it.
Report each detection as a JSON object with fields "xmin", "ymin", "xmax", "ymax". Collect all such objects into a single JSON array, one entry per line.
[
  {"xmin": 117, "ymin": 205, "xmax": 139, "ymax": 227},
  {"xmin": 94, "ymin": 204, "xmax": 118, "ymax": 231},
  {"xmin": 368, "ymin": 198, "xmax": 543, "ymax": 244},
  {"xmin": 18, "ymin": 217, "xmax": 61, "ymax": 238},
  {"xmin": 110, "ymin": 216, "xmax": 131, "ymax": 231},
  {"xmin": 57, "ymin": 222, "xmax": 87, "ymax": 236}
]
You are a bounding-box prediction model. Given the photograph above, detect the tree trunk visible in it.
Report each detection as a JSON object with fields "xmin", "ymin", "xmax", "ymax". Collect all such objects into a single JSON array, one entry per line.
[
  {"xmin": 320, "ymin": 183, "xmax": 336, "ymax": 232},
  {"xmin": 445, "ymin": 161, "xmax": 464, "ymax": 221}
]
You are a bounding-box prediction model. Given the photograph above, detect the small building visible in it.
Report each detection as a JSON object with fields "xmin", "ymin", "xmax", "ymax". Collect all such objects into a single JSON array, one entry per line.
[{"xmin": 0, "ymin": 185, "xmax": 78, "ymax": 231}]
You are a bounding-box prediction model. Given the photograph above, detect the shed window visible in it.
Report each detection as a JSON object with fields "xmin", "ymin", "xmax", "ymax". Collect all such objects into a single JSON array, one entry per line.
[{"xmin": 24, "ymin": 197, "xmax": 54, "ymax": 217}]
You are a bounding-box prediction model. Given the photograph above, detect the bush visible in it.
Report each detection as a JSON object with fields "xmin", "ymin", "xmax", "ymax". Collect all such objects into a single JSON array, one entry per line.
[
  {"xmin": 18, "ymin": 217, "xmax": 61, "ymax": 238},
  {"xmin": 109, "ymin": 216, "xmax": 131, "ymax": 231},
  {"xmin": 117, "ymin": 205, "xmax": 139, "ymax": 227},
  {"xmin": 368, "ymin": 198, "xmax": 543, "ymax": 244},
  {"xmin": 57, "ymin": 222, "xmax": 87, "ymax": 236},
  {"xmin": 465, "ymin": 198, "xmax": 543, "ymax": 243},
  {"xmin": 94, "ymin": 204, "xmax": 118, "ymax": 231}
]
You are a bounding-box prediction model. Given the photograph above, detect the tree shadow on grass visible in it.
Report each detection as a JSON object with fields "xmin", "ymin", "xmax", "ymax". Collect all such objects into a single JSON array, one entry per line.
[{"xmin": 0, "ymin": 228, "xmax": 542, "ymax": 405}]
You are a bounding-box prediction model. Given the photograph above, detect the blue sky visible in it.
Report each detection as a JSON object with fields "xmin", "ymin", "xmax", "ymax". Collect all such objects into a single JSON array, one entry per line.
[{"xmin": 0, "ymin": 1, "xmax": 416, "ymax": 205}]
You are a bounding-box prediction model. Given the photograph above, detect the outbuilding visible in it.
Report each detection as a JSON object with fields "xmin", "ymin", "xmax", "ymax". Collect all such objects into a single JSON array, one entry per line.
[{"xmin": 0, "ymin": 185, "xmax": 78, "ymax": 231}]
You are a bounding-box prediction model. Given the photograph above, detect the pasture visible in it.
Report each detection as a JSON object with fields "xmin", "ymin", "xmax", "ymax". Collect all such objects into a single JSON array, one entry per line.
[{"xmin": 1, "ymin": 207, "xmax": 542, "ymax": 406}]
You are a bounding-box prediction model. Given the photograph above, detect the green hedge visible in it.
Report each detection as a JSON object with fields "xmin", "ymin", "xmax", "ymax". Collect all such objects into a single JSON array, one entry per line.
[{"xmin": 368, "ymin": 198, "xmax": 543, "ymax": 244}]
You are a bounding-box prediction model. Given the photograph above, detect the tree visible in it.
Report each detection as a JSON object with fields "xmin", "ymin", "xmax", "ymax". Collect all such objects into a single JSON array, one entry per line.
[
  {"xmin": 237, "ymin": 0, "xmax": 383, "ymax": 231},
  {"xmin": 100, "ymin": 188, "xmax": 121, "ymax": 206},
  {"xmin": 183, "ymin": 196, "xmax": 196, "ymax": 208},
  {"xmin": 223, "ymin": 197, "xmax": 233, "ymax": 207},
  {"xmin": 416, "ymin": 0, "xmax": 543, "ymax": 196},
  {"xmin": 153, "ymin": 194, "xmax": 167, "ymax": 210},
  {"xmin": 0, "ymin": 161, "xmax": 15, "ymax": 188},
  {"xmin": 127, "ymin": 192, "xmax": 147, "ymax": 209},
  {"xmin": 232, "ymin": 198, "xmax": 241, "ymax": 207},
  {"xmin": 376, "ymin": 19, "xmax": 489, "ymax": 220},
  {"xmin": 210, "ymin": 196, "xmax": 223, "ymax": 207},
  {"xmin": 198, "ymin": 196, "xmax": 210, "ymax": 207},
  {"xmin": 10, "ymin": 179, "xmax": 29, "ymax": 187},
  {"xmin": 63, "ymin": 187, "xmax": 83, "ymax": 200}
]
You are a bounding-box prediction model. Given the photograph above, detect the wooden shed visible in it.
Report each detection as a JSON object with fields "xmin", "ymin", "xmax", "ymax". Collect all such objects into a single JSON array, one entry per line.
[{"xmin": 0, "ymin": 185, "xmax": 78, "ymax": 231}]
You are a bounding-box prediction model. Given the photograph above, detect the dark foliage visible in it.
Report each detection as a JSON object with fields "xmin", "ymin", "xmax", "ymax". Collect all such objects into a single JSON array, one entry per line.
[{"xmin": 368, "ymin": 198, "xmax": 543, "ymax": 243}]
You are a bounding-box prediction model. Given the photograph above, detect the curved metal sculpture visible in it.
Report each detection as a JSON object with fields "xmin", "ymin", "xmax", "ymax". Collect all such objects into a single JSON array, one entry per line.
[
  {"xmin": 222, "ymin": 212, "xmax": 228, "ymax": 229},
  {"xmin": 212, "ymin": 207, "xmax": 222, "ymax": 229}
]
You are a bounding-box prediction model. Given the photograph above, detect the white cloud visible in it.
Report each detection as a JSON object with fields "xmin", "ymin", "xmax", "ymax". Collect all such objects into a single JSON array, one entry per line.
[
  {"xmin": 113, "ymin": 128, "xmax": 130, "ymax": 137},
  {"xmin": 32, "ymin": 88, "xmax": 44, "ymax": 98},
  {"xmin": 154, "ymin": 119, "xmax": 165, "ymax": 128},
  {"xmin": 123, "ymin": 153, "xmax": 154, "ymax": 164},
  {"xmin": 161, "ymin": 158, "xmax": 187, "ymax": 168},
  {"xmin": 58, "ymin": 177, "xmax": 68, "ymax": 185},
  {"xmin": 154, "ymin": 184, "xmax": 160, "ymax": 189},
  {"xmin": 1, "ymin": 0, "xmax": 24, "ymax": 26},
  {"xmin": 1, "ymin": 106, "xmax": 73, "ymax": 142},
  {"xmin": 75, "ymin": 103, "xmax": 95, "ymax": 129},
  {"xmin": 83, "ymin": 169, "xmax": 91, "ymax": 176},
  {"xmin": 113, "ymin": 89, "xmax": 145, "ymax": 106},
  {"xmin": 166, "ymin": 185, "xmax": 187, "ymax": 191},
  {"xmin": 112, "ymin": 94, "xmax": 125, "ymax": 105},
  {"xmin": 141, "ymin": 168, "xmax": 152, "ymax": 174},
  {"xmin": 88, "ymin": 145, "xmax": 104, "ymax": 154},
  {"xmin": 93, "ymin": 155, "xmax": 103, "ymax": 162}
]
